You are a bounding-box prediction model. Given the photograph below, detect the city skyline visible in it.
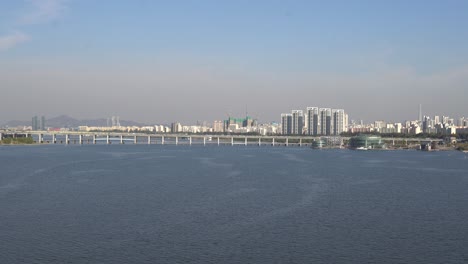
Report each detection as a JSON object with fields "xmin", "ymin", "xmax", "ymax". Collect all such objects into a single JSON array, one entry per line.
[
  {"xmin": 2, "ymin": 101, "xmax": 466, "ymax": 127},
  {"xmin": 1, "ymin": 1, "xmax": 468, "ymax": 124}
]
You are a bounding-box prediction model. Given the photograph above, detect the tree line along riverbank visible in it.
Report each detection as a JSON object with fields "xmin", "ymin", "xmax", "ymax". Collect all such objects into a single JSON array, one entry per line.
[{"xmin": 0, "ymin": 137, "xmax": 35, "ymax": 145}]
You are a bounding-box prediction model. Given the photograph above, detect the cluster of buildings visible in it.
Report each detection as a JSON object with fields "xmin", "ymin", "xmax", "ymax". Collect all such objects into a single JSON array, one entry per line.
[
  {"xmin": 281, "ymin": 107, "xmax": 348, "ymax": 136},
  {"xmin": 74, "ymin": 116, "xmax": 280, "ymax": 135},
  {"xmin": 2, "ymin": 108, "xmax": 467, "ymax": 136},
  {"xmin": 348, "ymin": 115, "xmax": 468, "ymax": 135}
]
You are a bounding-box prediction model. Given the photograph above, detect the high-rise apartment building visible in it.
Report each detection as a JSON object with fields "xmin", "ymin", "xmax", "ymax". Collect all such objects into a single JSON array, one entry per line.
[
  {"xmin": 281, "ymin": 113, "xmax": 292, "ymax": 135},
  {"xmin": 320, "ymin": 108, "xmax": 332, "ymax": 135},
  {"xmin": 32, "ymin": 116, "xmax": 39, "ymax": 130},
  {"xmin": 32, "ymin": 115, "xmax": 46, "ymax": 130},
  {"xmin": 332, "ymin": 109, "xmax": 345, "ymax": 135},
  {"xmin": 171, "ymin": 122, "xmax": 182, "ymax": 133},
  {"xmin": 291, "ymin": 110, "xmax": 304, "ymax": 135},
  {"xmin": 306, "ymin": 107, "xmax": 319, "ymax": 136}
]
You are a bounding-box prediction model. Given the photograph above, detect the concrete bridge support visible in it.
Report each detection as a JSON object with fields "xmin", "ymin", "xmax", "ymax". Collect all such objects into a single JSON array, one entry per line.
[
  {"xmin": 189, "ymin": 137, "xmax": 192, "ymax": 145},
  {"xmin": 175, "ymin": 136, "xmax": 178, "ymax": 145},
  {"xmin": 162, "ymin": 136, "xmax": 165, "ymax": 145},
  {"xmin": 231, "ymin": 137, "xmax": 234, "ymax": 146},
  {"xmin": 93, "ymin": 135, "xmax": 96, "ymax": 144},
  {"xmin": 52, "ymin": 134, "xmax": 56, "ymax": 144},
  {"xmin": 79, "ymin": 135, "xmax": 83, "ymax": 145},
  {"xmin": 217, "ymin": 137, "xmax": 220, "ymax": 146},
  {"xmin": 299, "ymin": 138, "xmax": 302, "ymax": 147},
  {"xmin": 148, "ymin": 136, "xmax": 151, "ymax": 145},
  {"xmin": 65, "ymin": 134, "xmax": 69, "ymax": 145},
  {"xmin": 272, "ymin": 138, "xmax": 275, "ymax": 146},
  {"xmin": 134, "ymin": 135, "xmax": 137, "ymax": 144},
  {"xmin": 203, "ymin": 137, "xmax": 206, "ymax": 146},
  {"xmin": 38, "ymin": 134, "xmax": 43, "ymax": 143},
  {"xmin": 107, "ymin": 134, "xmax": 110, "ymax": 145},
  {"xmin": 258, "ymin": 137, "xmax": 261, "ymax": 146},
  {"xmin": 286, "ymin": 138, "xmax": 289, "ymax": 147},
  {"xmin": 245, "ymin": 137, "xmax": 248, "ymax": 146}
]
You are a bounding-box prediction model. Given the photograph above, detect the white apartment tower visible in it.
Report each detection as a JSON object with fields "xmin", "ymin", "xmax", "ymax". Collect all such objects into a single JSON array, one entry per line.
[
  {"xmin": 291, "ymin": 110, "xmax": 304, "ymax": 135},
  {"xmin": 332, "ymin": 109, "xmax": 345, "ymax": 135},
  {"xmin": 306, "ymin": 107, "xmax": 319, "ymax": 136},
  {"xmin": 320, "ymin": 108, "xmax": 332, "ymax": 135},
  {"xmin": 281, "ymin": 113, "xmax": 292, "ymax": 135}
]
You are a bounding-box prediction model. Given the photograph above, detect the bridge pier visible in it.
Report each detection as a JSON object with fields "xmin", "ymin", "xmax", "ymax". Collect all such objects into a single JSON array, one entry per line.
[
  {"xmin": 38, "ymin": 134, "xmax": 43, "ymax": 144},
  {"xmin": 65, "ymin": 134, "xmax": 69, "ymax": 145},
  {"xmin": 0, "ymin": 133, "xmax": 2, "ymax": 141},
  {"xmin": 189, "ymin": 136, "xmax": 192, "ymax": 145},
  {"xmin": 175, "ymin": 136, "xmax": 178, "ymax": 145},
  {"xmin": 162, "ymin": 136, "xmax": 165, "ymax": 145},
  {"xmin": 107, "ymin": 134, "xmax": 110, "ymax": 145},
  {"xmin": 93, "ymin": 135, "xmax": 96, "ymax": 144},
  {"xmin": 79, "ymin": 135, "xmax": 83, "ymax": 145},
  {"xmin": 299, "ymin": 138, "xmax": 302, "ymax": 147},
  {"xmin": 148, "ymin": 136, "xmax": 151, "ymax": 145},
  {"xmin": 286, "ymin": 138, "xmax": 289, "ymax": 147},
  {"xmin": 134, "ymin": 135, "xmax": 137, "ymax": 144},
  {"xmin": 258, "ymin": 137, "xmax": 261, "ymax": 146},
  {"xmin": 52, "ymin": 134, "xmax": 56, "ymax": 144},
  {"xmin": 217, "ymin": 137, "xmax": 220, "ymax": 146},
  {"xmin": 120, "ymin": 135, "xmax": 124, "ymax": 144},
  {"xmin": 272, "ymin": 137, "xmax": 275, "ymax": 146},
  {"xmin": 245, "ymin": 137, "xmax": 247, "ymax": 146},
  {"xmin": 203, "ymin": 137, "xmax": 206, "ymax": 146},
  {"xmin": 231, "ymin": 137, "xmax": 234, "ymax": 146}
]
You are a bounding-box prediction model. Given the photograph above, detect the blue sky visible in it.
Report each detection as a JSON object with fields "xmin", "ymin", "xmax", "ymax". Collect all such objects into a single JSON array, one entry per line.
[{"xmin": 1, "ymin": 0, "xmax": 468, "ymax": 124}]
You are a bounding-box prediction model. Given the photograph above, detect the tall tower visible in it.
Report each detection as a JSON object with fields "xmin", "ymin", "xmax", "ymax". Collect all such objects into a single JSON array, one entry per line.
[
  {"xmin": 306, "ymin": 107, "xmax": 319, "ymax": 136},
  {"xmin": 332, "ymin": 109, "xmax": 345, "ymax": 136},
  {"xmin": 32, "ymin": 116, "xmax": 38, "ymax": 130},
  {"xmin": 291, "ymin": 110, "xmax": 304, "ymax": 135},
  {"xmin": 40, "ymin": 116, "xmax": 46, "ymax": 130},
  {"xmin": 419, "ymin": 104, "xmax": 422, "ymax": 122},
  {"xmin": 320, "ymin": 108, "xmax": 332, "ymax": 135},
  {"xmin": 281, "ymin": 113, "xmax": 292, "ymax": 135}
]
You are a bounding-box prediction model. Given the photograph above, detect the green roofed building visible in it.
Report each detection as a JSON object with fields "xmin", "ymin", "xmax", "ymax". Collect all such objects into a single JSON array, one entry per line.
[
  {"xmin": 349, "ymin": 135, "xmax": 386, "ymax": 150},
  {"xmin": 224, "ymin": 116, "xmax": 254, "ymax": 130}
]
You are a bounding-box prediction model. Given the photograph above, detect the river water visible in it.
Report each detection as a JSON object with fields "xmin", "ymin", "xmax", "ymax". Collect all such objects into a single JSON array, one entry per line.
[{"xmin": 1, "ymin": 145, "xmax": 467, "ymax": 263}]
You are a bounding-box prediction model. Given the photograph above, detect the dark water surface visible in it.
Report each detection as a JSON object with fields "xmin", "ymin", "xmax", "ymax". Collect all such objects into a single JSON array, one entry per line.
[{"xmin": 1, "ymin": 145, "xmax": 468, "ymax": 263}]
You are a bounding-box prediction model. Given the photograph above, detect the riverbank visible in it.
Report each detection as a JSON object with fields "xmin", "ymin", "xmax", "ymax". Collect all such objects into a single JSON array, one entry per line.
[{"xmin": 0, "ymin": 137, "xmax": 35, "ymax": 145}]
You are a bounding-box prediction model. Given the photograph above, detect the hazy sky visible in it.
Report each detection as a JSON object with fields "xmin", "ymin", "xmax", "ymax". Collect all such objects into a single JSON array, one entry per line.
[{"xmin": 1, "ymin": 0, "xmax": 467, "ymax": 125}]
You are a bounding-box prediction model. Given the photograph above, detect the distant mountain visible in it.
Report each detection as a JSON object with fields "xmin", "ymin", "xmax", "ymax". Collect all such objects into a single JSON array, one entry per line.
[{"xmin": 2, "ymin": 115, "xmax": 147, "ymax": 128}]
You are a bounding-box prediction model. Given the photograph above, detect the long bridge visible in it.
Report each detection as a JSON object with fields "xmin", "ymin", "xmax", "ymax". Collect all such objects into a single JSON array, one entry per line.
[{"xmin": 0, "ymin": 131, "xmax": 442, "ymax": 147}]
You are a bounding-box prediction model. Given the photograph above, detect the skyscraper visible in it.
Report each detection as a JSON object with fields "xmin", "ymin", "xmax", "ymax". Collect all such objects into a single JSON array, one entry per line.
[
  {"xmin": 291, "ymin": 110, "xmax": 304, "ymax": 135},
  {"xmin": 320, "ymin": 108, "xmax": 332, "ymax": 135},
  {"xmin": 32, "ymin": 116, "xmax": 38, "ymax": 130},
  {"xmin": 32, "ymin": 115, "xmax": 46, "ymax": 130},
  {"xmin": 306, "ymin": 107, "xmax": 319, "ymax": 136},
  {"xmin": 40, "ymin": 116, "xmax": 46, "ymax": 130},
  {"xmin": 419, "ymin": 104, "xmax": 422, "ymax": 122},
  {"xmin": 281, "ymin": 113, "xmax": 292, "ymax": 135},
  {"xmin": 332, "ymin": 109, "xmax": 345, "ymax": 135}
]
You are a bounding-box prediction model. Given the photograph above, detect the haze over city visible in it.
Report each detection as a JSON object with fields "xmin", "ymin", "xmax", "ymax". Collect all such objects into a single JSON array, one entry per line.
[{"xmin": 1, "ymin": 0, "xmax": 467, "ymax": 125}]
